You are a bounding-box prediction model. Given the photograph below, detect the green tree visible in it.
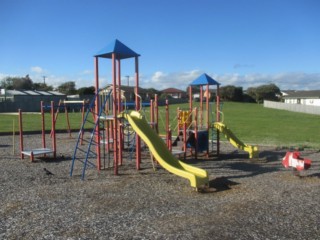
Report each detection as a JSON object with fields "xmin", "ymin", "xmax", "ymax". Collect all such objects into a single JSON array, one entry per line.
[
  {"xmin": 0, "ymin": 75, "xmax": 34, "ymax": 90},
  {"xmin": 77, "ymin": 86, "xmax": 95, "ymax": 95},
  {"xmin": 0, "ymin": 77, "xmax": 13, "ymax": 89},
  {"xmin": 57, "ymin": 81, "xmax": 77, "ymax": 94},
  {"xmin": 159, "ymin": 93, "xmax": 173, "ymax": 100},
  {"xmin": 33, "ymin": 83, "xmax": 54, "ymax": 91},
  {"xmin": 220, "ymin": 85, "xmax": 243, "ymax": 102},
  {"xmin": 246, "ymin": 84, "xmax": 281, "ymax": 103}
]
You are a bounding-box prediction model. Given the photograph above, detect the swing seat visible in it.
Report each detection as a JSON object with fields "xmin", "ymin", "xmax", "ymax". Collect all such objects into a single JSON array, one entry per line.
[{"xmin": 21, "ymin": 148, "xmax": 55, "ymax": 161}]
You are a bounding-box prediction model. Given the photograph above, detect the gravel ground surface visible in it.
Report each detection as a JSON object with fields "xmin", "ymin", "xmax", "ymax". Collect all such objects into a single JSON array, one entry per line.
[{"xmin": 1, "ymin": 133, "xmax": 320, "ymax": 240}]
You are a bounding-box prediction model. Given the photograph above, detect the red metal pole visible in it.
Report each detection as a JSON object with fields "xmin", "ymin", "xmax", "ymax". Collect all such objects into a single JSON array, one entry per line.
[
  {"xmin": 195, "ymin": 107, "xmax": 198, "ymax": 160},
  {"xmin": 112, "ymin": 53, "xmax": 118, "ymax": 175},
  {"xmin": 94, "ymin": 56, "xmax": 101, "ymax": 170},
  {"xmin": 51, "ymin": 101, "xmax": 56, "ymax": 158},
  {"xmin": 216, "ymin": 85, "xmax": 220, "ymax": 155},
  {"xmin": 189, "ymin": 86, "xmax": 192, "ymax": 112},
  {"xmin": 216, "ymin": 86, "xmax": 220, "ymax": 122},
  {"xmin": 206, "ymin": 84, "xmax": 210, "ymax": 129},
  {"xmin": 135, "ymin": 56, "xmax": 141, "ymax": 170},
  {"xmin": 18, "ymin": 109, "xmax": 24, "ymax": 159},
  {"xmin": 117, "ymin": 59, "xmax": 123, "ymax": 166},
  {"xmin": 117, "ymin": 59, "xmax": 122, "ymax": 112},
  {"xmin": 150, "ymin": 99, "xmax": 154, "ymax": 129},
  {"xmin": 200, "ymin": 86, "xmax": 203, "ymax": 128},
  {"xmin": 168, "ymin": 129, "xmax": 172, "ymax": 151},
  {"xmin": 165, "ymin": 99, "xmax": 169, "ymax": 147},
  {"xmin": 51, "ymin": 100, "xmax": 60, "ymax": 138},
  {"xmin": 177, "ymin": 107, "xmax": 181, "ymax": 135},
  {"xmin": 206, "ymin": 84, "xmax": 210, "ymax": 157},
  {"xmin": 41, "ymin": 101, "xmax": 46, "ymax": 149},
  {"xmin": 64, "ymin": 102, "xmax": 71, "ymax": 138},
  {"xmin": 155, "ymin": 94, "xmax": 159, "ymax": 133}
]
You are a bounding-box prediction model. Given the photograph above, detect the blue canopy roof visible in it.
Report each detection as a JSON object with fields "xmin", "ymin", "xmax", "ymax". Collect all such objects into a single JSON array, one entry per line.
[
  {"xmin": 95, "ymin": 39, "xmax": 140, "ymax": 59},
  {"xmin": 190, "ymin": 73, "xmax": 220, "ymax": 86}
]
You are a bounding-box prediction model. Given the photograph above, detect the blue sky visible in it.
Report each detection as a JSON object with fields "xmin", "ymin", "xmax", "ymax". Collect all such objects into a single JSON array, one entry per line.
[{"xmin": 1, "ymin": 0, "xmax": 319, "ymax": 91}]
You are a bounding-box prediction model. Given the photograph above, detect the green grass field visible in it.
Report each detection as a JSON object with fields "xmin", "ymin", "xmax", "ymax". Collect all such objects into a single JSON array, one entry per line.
[{"xmin": 1, "ymin": 102, "xmax": 319, "ymax": 148}]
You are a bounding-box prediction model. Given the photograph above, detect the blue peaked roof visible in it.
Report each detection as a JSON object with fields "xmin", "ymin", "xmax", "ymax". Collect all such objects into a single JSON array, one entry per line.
[
  {"xmin": 95, "ymin": 39, "xmax": 140, "ymax": 59},
  {"xmin": 190, "ymin": 73, "xmax": 220, "ymax": 86}
]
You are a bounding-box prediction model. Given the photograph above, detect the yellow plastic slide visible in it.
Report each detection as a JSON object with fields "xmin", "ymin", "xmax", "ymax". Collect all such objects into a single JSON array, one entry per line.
[
  {"xmin": 122, "ymin": 111, "xmax": 209, "ymax": 189},
  {"xmin": 213, "ymin": 122, "xmax": 259, "ymax": 158}
]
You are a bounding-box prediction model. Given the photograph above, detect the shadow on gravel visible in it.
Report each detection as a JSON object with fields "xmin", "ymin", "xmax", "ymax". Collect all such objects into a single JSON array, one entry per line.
[
  {"xmin": 225, "ymin": 161, "xmax": 280, "ymax": 179},
  {"xmin": 258, "ymin": 150, "xmax": 287, "ymax": 162},
  {"xmin": 0, "ymin": 144, "xmax": 10, "ymax": 147},
  {"xmin": 37, "ymin": 155, "xmax": 72, "ymax": 163},
  {"xmin": 303, "ymin": 173, "xmax": 320, "ymax": 178},
  {"xmin": 208, "ymin": 177, "xmax": 239, "ymax": 192},
  {"xmin": 217, "ymin": 150, "xmax": 287, "ymax": 163}
]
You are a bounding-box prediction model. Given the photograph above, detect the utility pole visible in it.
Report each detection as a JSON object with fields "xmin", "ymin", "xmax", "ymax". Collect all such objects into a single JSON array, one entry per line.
[{"xmin": 43, "ymin": 76, "xmax": 46, "ymax": 85}]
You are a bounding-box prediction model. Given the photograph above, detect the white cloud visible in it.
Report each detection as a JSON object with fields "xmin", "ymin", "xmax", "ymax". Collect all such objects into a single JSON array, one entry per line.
[
  {"xmin": 141, "ymin": 70, "xmax": 202, "ymax": 90},
  {"xmin": 139, "ymin": 71, "xmax": 320, "ymax": 91},
  {"xmin": 214, "ymin": 72, "xmax": 320, "ymax": 90},
  {"xmin": 80, "ymin": 69, "xmax": 92, "ymax": 75},
  {"xmin": 30, "ymin": 66, "xmax": 44, "ymax": 74}
]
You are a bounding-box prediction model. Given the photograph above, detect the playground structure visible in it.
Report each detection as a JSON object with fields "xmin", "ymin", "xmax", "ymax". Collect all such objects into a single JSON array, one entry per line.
[
  {"xmin": 171, "ymin": 73, "xmax": 221, "ymax": 159},
  {"xmin": 14, "ymin": 39, "xmax": 260, "ymax": 190},
  {"xmin": 19, "ymin": 101, "xmax": 57, "ymax": 162},
  {"xmin": 68, "ymin": 39, "xmax": 211, "ymax": 188},
  {"xmin": 68, "ymin": 39, "xmax": 259, "ymax": 190}
]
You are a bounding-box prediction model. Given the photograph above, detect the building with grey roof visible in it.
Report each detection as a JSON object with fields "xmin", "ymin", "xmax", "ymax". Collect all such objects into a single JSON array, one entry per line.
[
  {"xmin": 0, "ymin": 89, "xmax": 66, "ymax": 112},
  {"xmin": 282, "ymin": 90, "xmax": 320, "ymax": 106}
]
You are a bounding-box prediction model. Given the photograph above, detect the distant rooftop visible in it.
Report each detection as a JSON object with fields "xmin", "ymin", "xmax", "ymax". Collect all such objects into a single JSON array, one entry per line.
[
  {"xmin": 0, "ymin": 89, "xmax": 66, "ymax": 96},
  {"xmin": 282, "ymin": 90, "xmax": 320, "ymax": 98},
  {"xmin": 161, "ymin": 88, "xmax": 185, "ymax": 93}
]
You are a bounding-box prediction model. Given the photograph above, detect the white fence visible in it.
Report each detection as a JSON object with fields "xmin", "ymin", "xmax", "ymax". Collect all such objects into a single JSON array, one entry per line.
[{"xmin": 264, "ymin": 100, "xmax": 320, "ymax": 115}]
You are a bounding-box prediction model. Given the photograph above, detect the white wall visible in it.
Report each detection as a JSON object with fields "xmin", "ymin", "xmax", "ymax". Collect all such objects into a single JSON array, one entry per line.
[{"xmin": 264, "ymin": 100, "xmax": 320, "ymax": 115}]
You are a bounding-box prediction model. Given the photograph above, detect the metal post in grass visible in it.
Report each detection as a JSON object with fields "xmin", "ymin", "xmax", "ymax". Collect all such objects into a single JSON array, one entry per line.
[
  {"xmin": 51, "ymin": 101, "xmax": 56, "ymax": 158},
  {"xmin": 18, "ymin": 109, "xmax": 24, "ymax": 159},
  {"xmin": 12, "ymin": 119, "xmax": 15, "ymax": 155}
]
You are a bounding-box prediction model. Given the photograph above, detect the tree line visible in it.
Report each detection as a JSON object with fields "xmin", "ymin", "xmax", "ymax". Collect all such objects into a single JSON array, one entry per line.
[
  {"xmin": 0, "ymin": 75, "xmax": 95, "ymax": 95},
  {"xmin": 1, "ymin": 75, "xmax": 282, "ymax": 103},
  {"xmin": 219, "ymin": 83, "xmax": 281, "ymax": 103}
]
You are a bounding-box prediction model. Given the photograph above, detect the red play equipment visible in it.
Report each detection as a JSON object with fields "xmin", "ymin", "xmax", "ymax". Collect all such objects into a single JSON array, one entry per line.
[
  {"xmin": 19, "ymin": 101, "xmax": 57, "ymax": 162},
  {"xmin": 94, "ymin": 40, "xmax": 141, "ymax": 175},
  {"xmin": 70, "ymin": 40, "xmax": 220, "ymax": 180},
  {"xmin": 51, "ymin": 99, "xmax": 87, "ymax": 141},
  {"xmin": 166, "ymin": 74, "xmax": 221, "ymax": 159},
  {"xmin": 69, "ymin": 39, "xmax": 143, "ymax": 178},
  {"xmin": 282, "ymin": 151, "xmax": 311, "ymax": 171}
]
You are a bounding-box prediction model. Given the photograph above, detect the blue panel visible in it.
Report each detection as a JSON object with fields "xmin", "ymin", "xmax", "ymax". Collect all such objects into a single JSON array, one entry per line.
[
  {"xmin": 190, "ymin": 73, "xmax": 220, "ymax": 86},
  {"xmin": 95, "ymin": 39, "xmax": 140, "ymax": 59}
]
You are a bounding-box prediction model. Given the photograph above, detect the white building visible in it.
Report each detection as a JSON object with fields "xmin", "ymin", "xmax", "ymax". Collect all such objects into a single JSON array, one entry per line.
[{"xmin": 282, "ymin": 90, "xmax": 320, "ymax": 106}]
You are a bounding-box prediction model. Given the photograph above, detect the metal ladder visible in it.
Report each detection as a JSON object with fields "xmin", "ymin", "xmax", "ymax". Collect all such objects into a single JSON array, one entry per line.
[{"xmin": 70, "ymin": 90, "xmax": 112, "ymax": 179}]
